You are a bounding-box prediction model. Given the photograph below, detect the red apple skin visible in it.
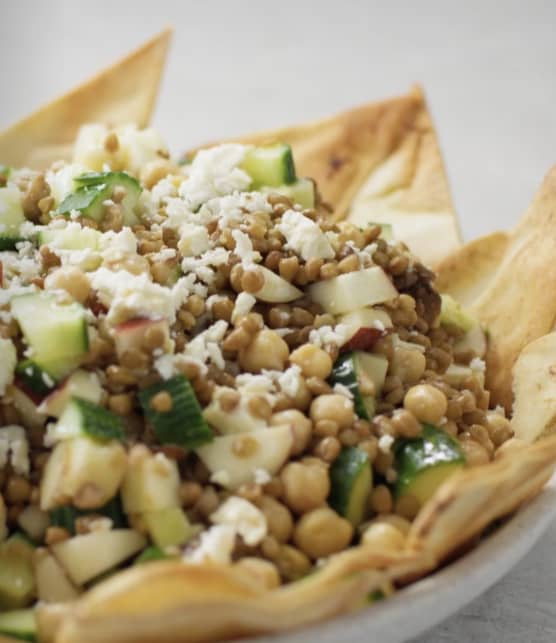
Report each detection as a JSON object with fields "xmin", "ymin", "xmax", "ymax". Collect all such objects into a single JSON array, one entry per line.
[{"xmin": 341, "ymin": 327, "xmax": 386, "ymax": 352}]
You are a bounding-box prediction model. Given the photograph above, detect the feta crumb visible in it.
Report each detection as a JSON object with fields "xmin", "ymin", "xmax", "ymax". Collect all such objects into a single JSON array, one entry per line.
[
  {"xmin": 309, "ymin": 324, "xmax": 349, "ymax": 349},
  {"xmin": 277, "ymin": 210, "xmax": 334, "ymax": 261},
  {"xmin": 372, "ymin": 319, "xmax": 386, "ymax": 331},
  {"xmin": 177, "ymin": 223, "xmax": 210, "ymax": 257},
  {"xmin": 276, "ymin": 365, "xmax": 302, "ymax": 398},
  {"xmin": 186, "ymin": 524, "xmax": 237, "ymax": 565},
  {"xmin": 210, "ymin": 470, "xmax": 231, "ymax": 487},
  {"xmin": 231, "ymin": 292, "xmax": 256, "ymax": 324},
  {"xmin": 210, "ymin": 496, "xmax": 267, "ymax": 546},
  {"xmin": 254, "ymin": 468, "xmax": 272, "ymax": 485},
  {"xmin": 184, "ymin": 320, "xmax": 228, "ymax": 370},
  {"xmin": 0, "ymin": 338, "xmax": 16, "ymax": 395},
  {"xmin": 333, "ymin": 382, "xmax": 354, "ymax": 399},
  {"xmin": 470, "ymin": 357, "xmax": 486, "ymax": 372},
  {"xmin": 232, "ymin": 229, "xmax": 261, "ymax": 265},
  {"xmin": 378, "ymin": 434, "xmax": 395, "ymax": 454}
]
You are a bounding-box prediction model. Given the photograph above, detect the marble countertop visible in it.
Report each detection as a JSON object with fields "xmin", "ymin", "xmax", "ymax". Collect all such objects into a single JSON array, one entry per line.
[{"xmin": 2, "ymin": 1, "xmax": 556, "ymax": 640}]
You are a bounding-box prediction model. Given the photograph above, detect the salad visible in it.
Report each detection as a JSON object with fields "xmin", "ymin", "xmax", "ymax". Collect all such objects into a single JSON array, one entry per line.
[{"xmin": 0, "ymin": 124, "xmax": 555, "ymax": 643}]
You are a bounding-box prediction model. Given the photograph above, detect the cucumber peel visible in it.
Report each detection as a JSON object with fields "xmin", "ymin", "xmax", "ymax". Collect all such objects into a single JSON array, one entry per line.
[{"xmin": 328, "ymin": 447, "xmax": 372, "ymax": 527}]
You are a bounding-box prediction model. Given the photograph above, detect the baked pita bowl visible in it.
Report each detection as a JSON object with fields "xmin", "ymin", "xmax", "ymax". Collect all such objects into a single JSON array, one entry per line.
[{"xmin": 1, "ymin": 34, "xmax": 556, "ymax": 643}]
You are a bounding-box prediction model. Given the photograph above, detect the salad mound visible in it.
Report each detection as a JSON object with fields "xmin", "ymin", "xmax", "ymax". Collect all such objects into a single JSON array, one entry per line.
[{"xmin": 0, "ymin": 124, "xmax": 515, "ymax": 641}]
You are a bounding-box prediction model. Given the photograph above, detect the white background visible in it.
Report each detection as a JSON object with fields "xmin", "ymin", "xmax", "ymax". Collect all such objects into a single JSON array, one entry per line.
[{"xmin": 2, "ymin": 1, "xmax": 556, "ymax": 640}]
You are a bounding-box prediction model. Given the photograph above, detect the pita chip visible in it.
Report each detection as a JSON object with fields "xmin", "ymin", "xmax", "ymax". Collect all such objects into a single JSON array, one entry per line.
[{"xmin": 0, "ymin": 29, "xmax": 171, "ymax": 169}]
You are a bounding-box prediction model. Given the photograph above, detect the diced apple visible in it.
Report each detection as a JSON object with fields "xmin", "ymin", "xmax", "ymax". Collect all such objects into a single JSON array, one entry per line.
[
  {"xmin": 454, "ymin": 324, "xmax": 487, "ymax": 358},
  {"xmin": 113, "ymin": 317, "xmax": 171, "ymax": 360},
  {"xmin": 121, "ymin": 445, "xmax": 180, "ymax": 514},
  {"xmin": 203, "ymin": 387, "xmax": 267, "ymax": 435},
  {"xmin": 37, "ymin": 370, "xmax": 103, "ymax": 418},
  {"xmin": 196, "ymin": 425, "xmax": 293, "ymax": 490},
  {"xmin": 40, "ymin": 437, "xmax": 127, "ymax": 511},
  {"xmin": 339, "ymin": 307, "xmax": 393, "ymax": 346},
  {"xmin": 342, "ymin": 327, "xmax": 385, "ymax": 352},
  {"xmin": 444, "ymin": 364, "xmax": 474, "ymax": 388},
  {"xmin": 356, "ymin": 353, "xmax": 389, "ymax": 395},
  {"xmin": 34, "ymin": 549, "xmax": 80, "ymax": 603},
  {"xmin": 142, "ymin": 507, "xmax": 195, "ymax": 548},
  {"xmin": 51, "ymin": 529, "xmax": 146, "ymax": 586},
  {"xmin": 308, "ymin": 266, "xmax": 398, "ymax": 315},
  {"xmin": 252, "ymin": 266, "xmax": 303, "ymax": 303}
]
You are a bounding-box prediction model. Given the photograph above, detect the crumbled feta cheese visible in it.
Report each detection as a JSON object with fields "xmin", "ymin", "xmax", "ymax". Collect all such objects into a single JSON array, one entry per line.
[
  {"xmin": 210, "ymin": 470, "xmax": 231, "ymax": 487},
  {"xmin": 99, "ymin": 228, "xmax": 137, "ymax": 256},
  {"xmin": 276, "ymin": 365, "xmax": 302, "ymax": 398},
  {"xmin": 277, "ymin": 210, "xmax": 334, "ymax": 261},
  {"xmin": 254, "ymin": 468, "xmax": 272, "ymax": 485},
  {"xmin": 154, "ymin": 353, "xmax": 207, "ymax": 379},
  {"xmin": 89, "ymin": 268, "xmax": 190, "ymax": 325},
  {"xmin": 210, "ymin": 496, "xmax": 267, "ymax": 546},
  {"xmin": 231, "ymin": 292, "xmax": 256, "ymax": 324},
  {"xmin": 151, "ymin": 177, "xmax": 177, "ymax": 204},
  {"xmin": 333, "ymin": 382, "xmax": 354, "ymax": 399},
  {"xmin": 186, "ymin": 525, "xmax": 236, "ymax": 565},
  {"xmin": 179, "ymin": 144, "xmax": 252, "ymax": 210},
  {"xmin": 0, "ymin": 338, "xmax": 16, "ymax": 395},
  {"xmin": 470, "ymin": 357, "xmax": 486, "ymax": 372},
  {"xmin": 0, "ymin": 426, "xmax": 30, "ymax": 476},
  {"xmin": 372, "ymin": 319, "xmax": 386, "ymax": 332},
  {"xmin": 232, "ymin": 229, "xmax": 261, "ymax": 266},
  {"xmin": 378, "ymin": 434, "xmax": 395, "ymax": 454},
  {"xmin": 177, "ymin": 223, "xmax": 210, "ymax": 257},
  {"xmin": 184, "ymin": 320, "xmax": 228, "ymax": 369},
  {"xmin": 309, "ymin": 324, "xmax": 349, "ymax": 349}
]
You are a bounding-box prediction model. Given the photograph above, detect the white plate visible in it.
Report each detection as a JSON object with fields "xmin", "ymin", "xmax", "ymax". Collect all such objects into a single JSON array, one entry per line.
[{"xmin": 242, "ymin": 472, "xmax": 556, "ymax": 643}]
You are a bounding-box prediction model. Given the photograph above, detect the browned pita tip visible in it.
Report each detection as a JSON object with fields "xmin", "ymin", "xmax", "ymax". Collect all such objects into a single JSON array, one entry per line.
[
  {"xmin": 408, "ymin": 435, "xmax": 556, "ymax": 562},
  {"xmin": 0, "ymin": 28, "xmax": 172, "ymax": 169},
  {"xmin": 471, "ymin": 165, "xmax": 556, "ymax": 410},
  {"xmin": 434, "ymin": 230, "xmax": 509, "ymax": 306},
  {"xmin": 189, "ymin": 87, "xmax": 460, "ymax": 266}
]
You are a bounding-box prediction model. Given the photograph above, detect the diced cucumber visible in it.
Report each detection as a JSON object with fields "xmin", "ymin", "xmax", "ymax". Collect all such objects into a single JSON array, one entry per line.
[
  {"xmin": 56, "ymin": 183, "xmax": 111, "ymax": 222},
  {"xmin": 0, "ymin": 165, "xmax": 10, "ymax": 180},
  {"xmin": 0, "ymin": 186, "xmax": 25, "ymax": 250},
  {"xmin": 308, "ymin": 266, "xmax": 398, "ymax": 315},
  {"xmin": 439, "ymin": 294, "xmax": 475, "ymax": 333},
  {"xmin": 394, "ymin": 424, "xmax": 465, "ymax": 506},
  {"xmin": 134, "ymin": 545, "xmax": 172, "ymax": 565},
  {"xmin": 328, "ymin": 447, "xmax": 372, "ymax": 527},
  {"xmin": 48, "ymin": 506, "xmax": 78, "ymax": 534},
  {"xmin": 329, "ymin": 352, "xmax": 387, "ymax": 420},
  {"xmin": 0, "ymin": 537, "xmax": 36, "ymax": 609},
  {"xmin": 138, "ymin": 375, "xmax": 213, "ymax": 448},
  {"xmin": 0, "ymin": 609, "xmax": 36, "ymax": 642},
  {"xmin": 241, "ymin": 143, "xmax": 296, "ymax": 187},
  {"xmin": 50, "ymin": 529, "xmax": 146, "ymax": 586},
  {"xmin": 262, "ymin": 178, "xmax": 315, "ymax": 209},
  {"xmin": 75, "ymin": 171, "xmax": 142, "ymax": 226},
  {"xmin": 11, "ymin": 293, "xmax": 88, "ymax": 380},
  {"xmin": 15, "ymin": 360, "xmax": 56, "ymax": 397},
  {"xmin": 51, "ymin": 398, "xmax": 124, "ymax": 443},
  {"xmin": 37, "ymin": 226, "xmax": 101, "ymax": 250},
  {"xmin": 142, "ymin": 507, "xmax": 194, "ymax": 548}
]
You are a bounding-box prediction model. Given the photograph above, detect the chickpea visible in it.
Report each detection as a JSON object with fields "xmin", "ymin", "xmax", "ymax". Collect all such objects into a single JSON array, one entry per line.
[
  {"xmin": 288, "ymin": 375, "xmax": 313, "ymax": 413},
  {"xmin": 256, "ymin": 496, "xmax": 293, "ymax": 543},
  {"xmin": 459, "ymin": 438, "xmax": 490, "ymax": 467},
  {"xmin": 270, "ymin": 410, "xmax": 312, "ymax": 455},
  {"xmin": 289, "ymin": 344, "xmax": 333, "ymax": 379},
  {"xmin": 389, "ymin": 409, "xmax": 422, "ymax": 438},
  {"xmin": 403, "ymin": 384, "xmax": 447, "ymax": 425},
  {"xmin": 234, "ymin": 557, "xmax": 280, "ymax": 590},
  {"xmin": 485, "ymin": 412, "xmax": 514, "ymax": 447},
  {"xmin": 280, "ymin": 461, "xmax": 330, "ymax": 514},
  {"xmin": 310, "ymin": 394, "xmax": 354, "ymax": 430},
  {"xmin": 239, "ymin": 330, "xmax": 289, "ymax": 372},
  {"xmin": 275, "ymin": 545, "xmax": 311, "ymax": 581},
  {"xmin": 361, "ymin": 522, "xmax": 405, "ymax": 551},
  {"xmin": 366, "ymin": 514, "xmax": 412, "ymax": 537},
  {"xmin": 44, "ymin": 266, "xmax": 90, "ymax": 303},
  {"xmin": 389, "ymin": 348, "xmax": 426, "ymax": 384},
  {"xmin": 293, "ymin": 507, "xmax": 353, "ymax": 559}
]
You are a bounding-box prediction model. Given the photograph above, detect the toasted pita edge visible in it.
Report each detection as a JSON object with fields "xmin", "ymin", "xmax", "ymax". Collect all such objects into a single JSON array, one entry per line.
[
  {"xmin": 0, "ymin": 28, "xmax": 172, "ymax": 169},
  {"xmin": 187, "ymin": 87, "xmax": 460, "ymax": 266},
  {"xmin": 471, "ymin": 165, "xmax": 556, "ymax": 410},
  {"xmin": 408, "ymin": 435, "xmax": 556, "ymax": 561},
  {"xmin": 511, "ymin": 332, "xmax": 556, "ymax": 442},
  {"xmin": 434, "ymin": 230, "xmax": 509, "ymax": 306}
]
